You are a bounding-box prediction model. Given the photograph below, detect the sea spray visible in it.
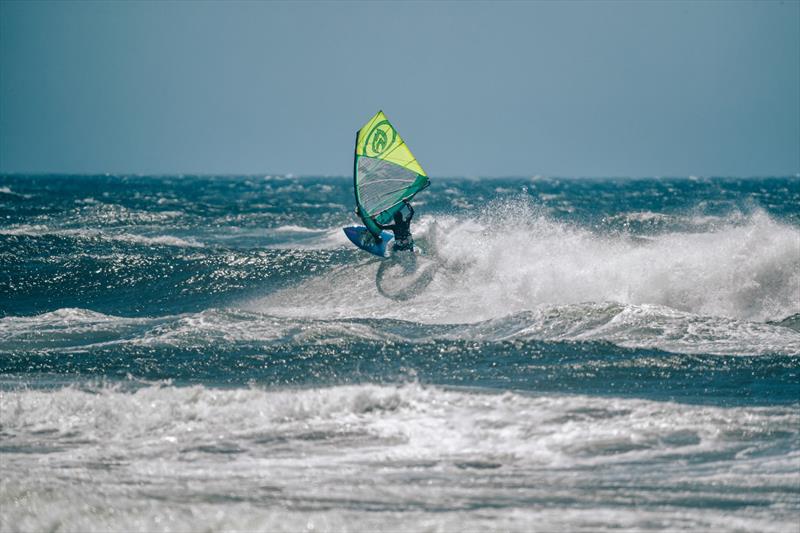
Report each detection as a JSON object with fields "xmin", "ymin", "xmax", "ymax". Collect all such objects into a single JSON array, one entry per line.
[{"xmin": 254, "ymin": 200, "xmax": 800, "ymax": 323}]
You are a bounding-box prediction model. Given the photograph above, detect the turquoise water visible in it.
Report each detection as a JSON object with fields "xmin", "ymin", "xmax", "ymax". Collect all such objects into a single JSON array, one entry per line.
[{"xmin": 1, "ymin": 175, "xmax": 799, "ymax": 531}]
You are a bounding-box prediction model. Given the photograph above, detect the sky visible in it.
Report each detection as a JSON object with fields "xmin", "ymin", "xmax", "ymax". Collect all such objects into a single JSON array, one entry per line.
[{"xmin": 1, "ymin": 0, "xmax": 798, "ymax": 177}]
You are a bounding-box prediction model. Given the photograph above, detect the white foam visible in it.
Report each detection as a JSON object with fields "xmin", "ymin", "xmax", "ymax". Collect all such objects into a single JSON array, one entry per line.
[
  {"xmin": 0, "ymin": 186, "xmax": 32, "ymax": 198},
  {"xmin": 0, "ymin": 308, "xmax": 156, "ymax": 352},
  {"xmin": 1, "ymin": 384, "xmax": 796, "ymax": 532},
  {"xmin": 504, "ymin": 303, "xmax": 800, "ymax": 356},
  {"xmin": 0, "ymin": 383, "xmax": 790, "ymax": 462},
  {"xmin": 608, "ymin": 210, "xmax": 674, "ymax": 223},
  {"xmin": 0, "ymin": 225, "xmax": 203, "ymax": 247},
  {"xmin": 265, "ymin": 226, "xmax": 350, "ymax": 250},
  {"xmin": 272, "ymin": 224, "xmax": 325, "ymax": 234},
  {"xmin": 0, "ymin": 224, "xmax": 49, "ymax": 235},
  {"xmin": 254, "ymin": 202, "xmax": 800, "ymax": 324},
  {"xmin": 110, "ymin": 232, "xmax": 204, "ymax": 248},
  {"xmin": 0, "ymin": 308, "xmax": 407, "ymax": 353},
  {"xmin": 1, "ymin": 305, "xmax": 794, "ymax": 356}
]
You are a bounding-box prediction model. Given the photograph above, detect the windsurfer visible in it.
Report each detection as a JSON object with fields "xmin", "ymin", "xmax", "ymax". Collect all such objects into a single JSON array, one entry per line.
[{"xmin": 378, "ymin": 200, "xmax": 414, "ymax": 252}]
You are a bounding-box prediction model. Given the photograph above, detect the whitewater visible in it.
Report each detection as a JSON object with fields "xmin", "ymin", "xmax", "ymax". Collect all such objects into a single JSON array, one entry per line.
[{"xmin": 1, "ymin": 174, "xmax": 799, "ymax": 532}]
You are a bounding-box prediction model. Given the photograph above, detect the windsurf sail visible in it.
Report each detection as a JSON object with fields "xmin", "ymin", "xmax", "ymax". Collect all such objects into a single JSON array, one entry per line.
[{"xmin": 353, "ymin": 110, "xmax": 429, "ymax": 238}]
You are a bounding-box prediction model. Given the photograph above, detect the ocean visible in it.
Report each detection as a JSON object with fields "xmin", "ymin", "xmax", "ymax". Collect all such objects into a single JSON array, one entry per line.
[{"xmin": 1, "ymin": 174, "xmax": 798, "ymax": 532}]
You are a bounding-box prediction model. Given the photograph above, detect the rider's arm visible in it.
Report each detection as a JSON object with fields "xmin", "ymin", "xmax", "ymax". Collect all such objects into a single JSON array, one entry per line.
[
  {"xmin": 405, "ymin": 201, "xmax": 414, "ymax": 221},
  {"xmin": 376, "ymin": 221, "xmax": 395, "ymax": 231}
]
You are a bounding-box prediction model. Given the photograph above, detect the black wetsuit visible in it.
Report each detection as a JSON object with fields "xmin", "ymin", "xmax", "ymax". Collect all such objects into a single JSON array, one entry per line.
[{"xmin": 380, "ymin": 204, "xmax": 414, "ymax": 251}]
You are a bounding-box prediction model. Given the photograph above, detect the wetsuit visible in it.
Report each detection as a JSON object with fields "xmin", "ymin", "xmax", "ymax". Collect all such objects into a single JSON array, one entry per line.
[{"xmin": 379, "ymin": 203, "xmax": 414, "ymax": 252}]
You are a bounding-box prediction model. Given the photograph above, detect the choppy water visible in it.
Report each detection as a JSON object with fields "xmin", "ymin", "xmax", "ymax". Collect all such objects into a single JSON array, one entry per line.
[{"xmin": 1, "ymin": 175, "xmax": 799, "ymax": 532}]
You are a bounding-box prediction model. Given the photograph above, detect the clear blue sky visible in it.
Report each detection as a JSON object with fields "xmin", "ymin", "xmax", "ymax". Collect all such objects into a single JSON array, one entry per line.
[{"xmin": 1, "ymin": 0, "xmax": 798, "ymax": 177}]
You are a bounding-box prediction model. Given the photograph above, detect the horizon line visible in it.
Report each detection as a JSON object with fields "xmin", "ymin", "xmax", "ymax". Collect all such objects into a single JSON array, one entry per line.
[{"xmin": 2, "ymin": 172, "xmax": 800, "ymax": 180}]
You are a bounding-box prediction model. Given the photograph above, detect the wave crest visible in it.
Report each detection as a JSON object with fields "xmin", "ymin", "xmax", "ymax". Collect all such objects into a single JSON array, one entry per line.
[{"xmin": 256, "ymin": 202, "xmax": 800, "ymax": 324}]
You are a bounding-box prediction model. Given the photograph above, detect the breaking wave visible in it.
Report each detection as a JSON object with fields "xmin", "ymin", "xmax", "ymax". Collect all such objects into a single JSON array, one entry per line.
[
  {"xmin": 253, "ymin": 201, "xmax": 800, "ymax": 324},
  {"xmin": 2, "ymin": 383, "xmax": 797, "ymax": 532}
]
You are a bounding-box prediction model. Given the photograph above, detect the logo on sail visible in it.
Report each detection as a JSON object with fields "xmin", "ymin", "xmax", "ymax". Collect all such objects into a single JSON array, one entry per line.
[{"xmin": 364, "ymin": 120, "xmax": 397, "ymax": 157}]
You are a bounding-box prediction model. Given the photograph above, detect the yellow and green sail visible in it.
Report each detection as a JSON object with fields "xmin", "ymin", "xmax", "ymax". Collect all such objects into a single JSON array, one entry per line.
[{"xmin": 353, "ymin": 110, "xmax": 429, "ymax": 237}]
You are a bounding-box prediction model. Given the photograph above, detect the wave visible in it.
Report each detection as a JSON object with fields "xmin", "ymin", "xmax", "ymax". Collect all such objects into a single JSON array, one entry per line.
[
  {"xmin": 0, "ymin": 224, "xmax": 49, "ymax": 236},
  {"xmin": 272, "ymin": 224, "xmax": 327, "ymax": 234},
  {"xmin": 3, "ymin": 305, "xmax": 798, "ymax": 356},
  {"xmin": 253, "ymin": 202, "xmax": 800, "ymax": 324},
  {"xmin": 1, "ymin": 383, "xmax": 797, "ymax": 532},
  {"xmin": 112, "ymin": 232, "xmax": 204, "ymax": 248},
  {"xmin": 3, "ymin": 382, "xmax": 795, "ymax": 466},
  {"xmin": 0, "ymin": 186, "xmax": 32, "ymax": 198},
  {"xmin": 770, "ymin": 312, "xmax": 800, "ymax": 332},
  {"xmin": 264, "ymin": 226, "xmax": 350, "ymax": 250},
  {"xmin": 0, "ymin": 225, "xmax": 204, "ymax": 247}
]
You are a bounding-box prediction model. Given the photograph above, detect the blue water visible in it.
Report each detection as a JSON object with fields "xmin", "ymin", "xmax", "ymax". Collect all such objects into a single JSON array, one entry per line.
[{"xmin": 1, "ymin": 175, "xmax": 799, "ymax": 532}]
